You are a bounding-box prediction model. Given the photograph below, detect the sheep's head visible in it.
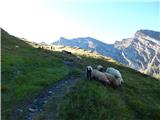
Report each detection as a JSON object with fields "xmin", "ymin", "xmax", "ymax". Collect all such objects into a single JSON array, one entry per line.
[
  {"xmin": 97, "ymin": 65, "xmax": 103, "ymax": 72},
  {"xmin": 86, "ymin": 66, "xmax": 93, "ymax": 72}
]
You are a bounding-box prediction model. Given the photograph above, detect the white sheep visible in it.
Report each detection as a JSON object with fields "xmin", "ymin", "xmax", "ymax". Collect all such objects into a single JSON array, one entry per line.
[
  {"xmin": 91, "ymin": 69, "xmax": 110, "ymax": 85},
  {"xmin": 86, "ymin": 66, "xmax": 93, "ymax": 80},
  {"xmin": 104, "ymin": 72, "xmax": 121, "ymax": 88},
  {"xmin": 106, "ymin": 67, "xmax": 124, "ymax": 84},
  {"xmin": 97, "ymin": 65, "xmax": 104, "ymax": 72}
]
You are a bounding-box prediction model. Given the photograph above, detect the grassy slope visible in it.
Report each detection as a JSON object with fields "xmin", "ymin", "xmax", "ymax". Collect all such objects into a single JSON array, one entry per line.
[
  {"xmin": 1, "ymin": 29, "xmax": 160, "ymax": 120},
  {"xmin": 57, "ymin": 57, "xmax": 160, "ymax": 120},
  {"xmin": 32, "ymin": 49, "xmax": 160, "ymax": 120},
  {"xmin": 1, "ymin": 29, "xmax": 69, "ymax": 120}
]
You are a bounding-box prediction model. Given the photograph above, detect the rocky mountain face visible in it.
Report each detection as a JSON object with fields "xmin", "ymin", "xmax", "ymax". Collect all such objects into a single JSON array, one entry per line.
[
  {"xmin": 53, "ymin": 37, "xmax": 126, "ymax": 63},
  {"xmin": 53, "ymin": 30, "xmax": 160, "ymax": 78},
  {"xmin": 115, "ymin": 30, "xmax": 160, "ymax": 77}
]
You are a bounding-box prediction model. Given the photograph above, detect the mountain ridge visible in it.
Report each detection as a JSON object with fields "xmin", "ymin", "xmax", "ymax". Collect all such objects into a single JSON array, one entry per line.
[{"xmin": 53, "ymin": 29, "xmax": 160, "ymax": 78}]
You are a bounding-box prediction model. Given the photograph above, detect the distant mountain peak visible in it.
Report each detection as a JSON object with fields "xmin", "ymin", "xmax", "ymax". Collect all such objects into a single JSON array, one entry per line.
[
  {"xmin": 135, "ymin": 29, "xmax": 160, "ymax": 41},
  {"xmin": 60, "ymin": 37, "xmax": 68, "ymax": 40},
  {"xmin": 114, "ymin": 38, "xmax": 133, "ymax": 50}
]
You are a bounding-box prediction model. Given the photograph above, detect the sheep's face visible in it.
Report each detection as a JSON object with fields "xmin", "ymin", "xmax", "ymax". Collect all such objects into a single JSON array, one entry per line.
[
  {"xmin": 97, "ymin": 65, "xmax": 103, "ymax": 71},
  {"xmin": 86, "ymin": 66, "xmax": 93, "ymax": 72},
  {"xmin": 99, "ymin": 68, "xmax": 103, "ymax": 72},
  {"xmin": 86, "ymin": 66, "xmax": 93, "ymax": 80}
]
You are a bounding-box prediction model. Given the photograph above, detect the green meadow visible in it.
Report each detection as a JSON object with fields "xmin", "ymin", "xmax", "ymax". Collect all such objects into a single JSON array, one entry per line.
[{"xmin": 1, "ymin": 29, "xmax": 160, "ymax": 120}]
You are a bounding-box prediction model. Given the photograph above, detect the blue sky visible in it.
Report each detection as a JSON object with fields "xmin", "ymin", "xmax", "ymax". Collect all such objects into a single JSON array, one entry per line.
[
  {"xmin": 51, "ymin": 2, "xmax": 159, "ymax": 42},
  {"xmin": 0, "ymin": 0, "xmax": 159, "ymax": 44}
]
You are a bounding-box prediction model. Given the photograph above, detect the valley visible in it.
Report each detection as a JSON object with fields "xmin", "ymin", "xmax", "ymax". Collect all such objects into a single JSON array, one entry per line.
[{"xmin": 1, "ymin": 29, "xmax": 160, "ymax": 120}]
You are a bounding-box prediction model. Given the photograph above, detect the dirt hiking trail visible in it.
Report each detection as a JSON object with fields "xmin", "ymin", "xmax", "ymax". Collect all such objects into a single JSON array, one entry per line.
[{"xmin": 15, "ymin": 60, "xmax": 83, "ymax": 120}]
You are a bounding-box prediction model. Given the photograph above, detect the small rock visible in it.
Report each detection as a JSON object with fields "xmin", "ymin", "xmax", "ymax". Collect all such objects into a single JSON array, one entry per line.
[
  {"xmin": 43, "ymin": 100, "xmax": 48, "ymax": 104},
  {"xmin": 48, "ymin": 91, "xmax": 53, "ymax": 94},
  {"xmin": 15, "ymin": 45, "xmax": 19, "ymax": 48},
  {"xmin": 65, "ymin": 81, "xmax": 68, "ymax": 83},
  {"xmin": 33, "ymin": 99, "xmax": 37, "ymax": 103},
  {"xmin": 16, "ymin": 108, "xmax": 23, "ymax": 113},
  {"xmin": 29, "ymin": 108, "xmax": 37, "ymax": 112}
]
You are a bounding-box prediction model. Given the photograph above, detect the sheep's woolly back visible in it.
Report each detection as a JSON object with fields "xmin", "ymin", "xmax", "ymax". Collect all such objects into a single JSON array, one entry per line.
[
  {"xmin": 91, "ymin": 69, "xmax": 110, "ymax": 85},
  {"xmin": 104, "ymin": 73, "xmax": 121, "ymax": 87},
  {"xmin": 106, "ymin": 67, "xmax": 123, "ymax": 83},
  {"xmin": 91, "ymin": 69, "xmax": 99, "ymax": 78}
]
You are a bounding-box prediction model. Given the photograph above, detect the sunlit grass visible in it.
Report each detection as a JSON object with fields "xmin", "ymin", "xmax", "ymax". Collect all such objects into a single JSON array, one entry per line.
[{"xmin": 1, "ymin": 30, "xmax": 69, "ymax": 120}]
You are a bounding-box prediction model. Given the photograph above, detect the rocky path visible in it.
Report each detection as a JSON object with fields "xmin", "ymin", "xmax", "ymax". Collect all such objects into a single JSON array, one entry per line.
[{"xmin": 15, "ymin": 61, "xmax": 83, "ymax": 120}]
